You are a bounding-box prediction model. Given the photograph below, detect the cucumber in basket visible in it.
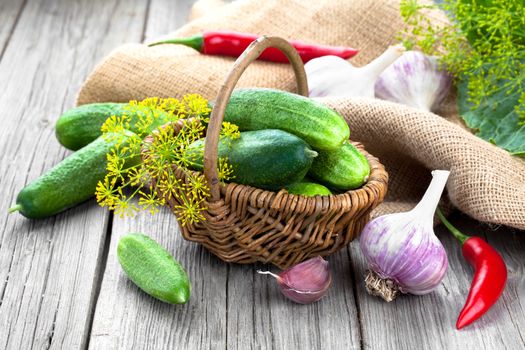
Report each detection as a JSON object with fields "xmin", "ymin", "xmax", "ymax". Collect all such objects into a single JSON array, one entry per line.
[
  {"xmin": 55, "ymin": 103, "xmax": 171, "ymax": 151},
  {"xmin": 308, "ymin": 141, "xmax": 370, "ymax": 190},
  {"xmin": 223, "ymin": 88, "xmax": 349, "ymax": 151},
  {"xmin": 186, "ymin": 129, "xmax": 318, "ymax": 190},
  {"xmin": 285, "ymin": 180, "xmax": 332, "ymax": 196},
  {"xmin": 9, "ymin": 131, "xmax": 140, "ymax": 219}
]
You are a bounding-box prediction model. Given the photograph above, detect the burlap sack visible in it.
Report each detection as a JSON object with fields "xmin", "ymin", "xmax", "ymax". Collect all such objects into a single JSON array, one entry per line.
[{"xmin": 77, "ymin": 0, "xmax": 525, "ymax": 230}]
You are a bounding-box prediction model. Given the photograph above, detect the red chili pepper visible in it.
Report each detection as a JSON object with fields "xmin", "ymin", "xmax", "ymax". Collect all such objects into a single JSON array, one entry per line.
[
  {"xmin": 437, "ymin": 209, "xmax": 507, "ymax": 329},
  {"xmin": 148, "ymin": 31, "xmax": 359, "ymax": 63}
]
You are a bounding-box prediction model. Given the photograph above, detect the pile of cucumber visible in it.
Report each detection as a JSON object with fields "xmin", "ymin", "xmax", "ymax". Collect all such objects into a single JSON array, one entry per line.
[
  {"xmin": 9, "ymin": 88, "xmax": 370, "ymax": 219},
  {"xmin": 188, "ymin": 88, "xmax": 370, "ymax": 193}
]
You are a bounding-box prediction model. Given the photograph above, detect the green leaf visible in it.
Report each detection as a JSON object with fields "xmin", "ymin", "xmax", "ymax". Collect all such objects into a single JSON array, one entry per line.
[{"xmin": 458, "ymin": 73, "xmax": 525, "ymax": 156}]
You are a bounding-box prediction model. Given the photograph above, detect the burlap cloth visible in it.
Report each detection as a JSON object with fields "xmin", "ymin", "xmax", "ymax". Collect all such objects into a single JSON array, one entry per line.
[{"xmin": 77, "ymin": 0, "xmax": 525, "ymax": 230}]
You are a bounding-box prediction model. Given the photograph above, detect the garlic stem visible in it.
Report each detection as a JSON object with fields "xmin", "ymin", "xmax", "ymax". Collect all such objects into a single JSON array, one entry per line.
[
  {"xmin": 412, "ymin": 170, "xmax": 450, "ymax": 221},
  {"xmin": 256, "ymin": 270, "xmax": 281, "ymax": 281},
  {"xmin": 361, "ymin": 44, "xmax": 406, "ymax": 79}
]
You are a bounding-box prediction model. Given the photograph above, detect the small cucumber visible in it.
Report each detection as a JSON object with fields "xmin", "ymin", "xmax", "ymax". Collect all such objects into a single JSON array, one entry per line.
[
  {"xmin": 187, "ymin": 129, "xmax": 317, "ymax": 190},
  {"xmin": 117, "ymin": 233, "xmax": 191, "ymax": 305},
  {"xmin": 55, "ymin": 103, "xmax": 171, "ymax": 150},
  {"xmin": 286, "ymin": 180, "xmax": 332, "ymax": 196},
  {"xmin": 223, "ymin": 88, "xmax": 349, "ymax": 151},
  {"xmin": 9, "ymin": 131, "xmax": 139, "ymax": 219},
  {"xmin": 308, "ymin": 141, "xmax": 370, "ymax": 190}
]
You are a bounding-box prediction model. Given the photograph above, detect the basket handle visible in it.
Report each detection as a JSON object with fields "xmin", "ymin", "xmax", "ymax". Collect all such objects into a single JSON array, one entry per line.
[{"xmin": 203, "ymin": 36, "xmax": 309, "ymax": 201}]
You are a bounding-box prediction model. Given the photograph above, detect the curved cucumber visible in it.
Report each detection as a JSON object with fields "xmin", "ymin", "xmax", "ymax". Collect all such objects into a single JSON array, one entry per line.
[
  {"xmin": 223, "ymin": 88, "xmax": 349, "ymax": 151},
  {"xmin": 187, "ymin": 129, "xmax": 317, "ymax": 190},
  {"xmin": 117, "ymin": 233, "xmax": 191, "ymax": 305},
  {"xmin": 308, "ymin": 141, "xmax": 370, "ymax": 190},
  {"xmin": 9, "ymin": 131, "xmax": 139, "ymax": 219},
  {"xmin": 286, "ymin": 180, "xmax": 332, "ymax": 196},
  {"xmin": 55, "ymin": 103, "xmax": 171, "ymax": 151}
]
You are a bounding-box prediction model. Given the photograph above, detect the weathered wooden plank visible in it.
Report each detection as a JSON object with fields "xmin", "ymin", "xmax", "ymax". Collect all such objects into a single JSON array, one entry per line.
[
  {"xmin": 143, "ymin": 0, "xmax": 195, "ymax": 42},
  {"xmin": 0, "ymin": 0, "xmax": 148, "ymax": 349},
  {"xmin": 0, "ymin": 0, "xmax": 26, "ymax": 60},
  {"xmin": 225, "ymin": 251, "xmax": 361, "ymax": 350},
  {"xmin": 88, "ymin": 210, "xmax": 229, "ymax": 350},
  {"xmin": 349, "ymin": 212, "xmax": 525, "ymax": 350}
]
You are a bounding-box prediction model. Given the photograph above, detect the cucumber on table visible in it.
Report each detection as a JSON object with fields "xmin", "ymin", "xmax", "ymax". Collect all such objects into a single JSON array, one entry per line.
[
  {"xmin": 55, "ymin": 103, "xmax": 126, "ymax": 150},
  {"xmin": 117, "ymin": 233, "xmax": 191, "ymax": 305},
  {"xmin": 9, "ymin": 131, "xmax": 139, "ymax": 219},
  {"xmin": 223, "ymin": 88, "xmax": 349, "ymax": 151},
  {"xmin": 186, "ymin": 129, "xmax": 317, "ymax": 190},
  {"xmin": 55, "ymin": 103, "xmax": 171, "ymax": 150},
  {"xmin": 308, "ymin": 141, "xmax": 370, "ymax": 190}
]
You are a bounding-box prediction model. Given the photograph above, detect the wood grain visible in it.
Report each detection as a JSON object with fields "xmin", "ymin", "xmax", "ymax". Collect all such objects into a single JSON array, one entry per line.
[
  {"xmin": 349, "ymin": 211, "xmax": 525, "ymax": 350},
  {"xmin": 225, "ymin": 253, "xmax": 361, "ymax": 350},
  {"xmin": 0, "ymin": 0, "xmax": 26, "ymax": 60},
  {"xmin": 143, "ymin": 0, "xmax": 195, "ymax": 43},
  {"xmin": 0, "ymin": 0, "xmax": 147, "ymax": 348},
  {"xmin": 88, "ymin": 210, "xmax": 230, "ymax": 349}
]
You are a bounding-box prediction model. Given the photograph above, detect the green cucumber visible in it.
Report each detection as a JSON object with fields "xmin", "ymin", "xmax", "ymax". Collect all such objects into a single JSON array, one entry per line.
[
  {"xmin": 117, "ymin": 233, "xmax": 191, "ymax": 305},
  {"xmin": 55, "ymin": 103, "xmax": 171, "ymax": 151},
  {"xmin": 308, "ymin": 141, "xmax": 370, "ymax": 190},
  {"xmin": 286, "ymin": 180, "xmax": 332, "ymax": 196},
  {"xmin": 9, "ymin": 131, "xmax": 139, "ymax": 219},
  {"xmin": 55, "ymin": 103, "xmax": 126, "ymax": 150},
  {"xmin": 187, "ymin": 129, "xmax": 317, "ymax": 190},
  {"xmin": 223, "ymin": 88, "xmax": 349, "ymax": 151}
]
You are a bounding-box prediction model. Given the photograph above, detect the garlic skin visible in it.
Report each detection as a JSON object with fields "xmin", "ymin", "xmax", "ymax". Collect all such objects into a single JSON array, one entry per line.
[
  {"xmin": 359, "ymin": 170, "xmax": 450, "ymax": 301},
  {"xmin": 258, "ymin": 256, "xmax": 332, "ymax": 304},
  {"xmin": 374, "ymin": 51, "xmax": 452, "ymax": 112},
  {"xmin": 305, "ymin": 44, "xmax": 406, "ymax": 98}
]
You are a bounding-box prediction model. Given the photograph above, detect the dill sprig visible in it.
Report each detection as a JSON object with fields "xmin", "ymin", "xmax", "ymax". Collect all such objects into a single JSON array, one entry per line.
[
  {"xmin": 399, "ymin": 0, "xmax": 525, "ymax": 154},
  {"xmin": 400, "ymin": 0, "xmax": 525, "ymax": 116},
  {"xmin": 95, "ymin": 95, "xmax": 240, "ymax": 225}
]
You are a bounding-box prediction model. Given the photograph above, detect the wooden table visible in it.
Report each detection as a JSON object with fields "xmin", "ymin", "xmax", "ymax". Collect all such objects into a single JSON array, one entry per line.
[{"xmin": 1, "ymin": 0, "xmax": 524, "ymax": 349}]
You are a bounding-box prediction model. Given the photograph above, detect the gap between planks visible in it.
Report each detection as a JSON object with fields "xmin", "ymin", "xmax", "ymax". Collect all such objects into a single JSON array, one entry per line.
[
  {"xmin": 0, "ymin": 0, "xmax": 149, "ymax": 348},
  {"xmin": 0, "ymin": 0, "xmax": 28, "ymax": 63}
]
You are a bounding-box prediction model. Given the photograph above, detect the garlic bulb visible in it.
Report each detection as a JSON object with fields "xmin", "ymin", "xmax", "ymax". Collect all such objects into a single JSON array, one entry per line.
[
  {"xmin": 258, "ymin": 256, "xmax": 331, "ymax": 304},
  {"xmin": 359, "ymin": 170, "xmax": 450, "ymax": 301},
  {"xmin": 374, "ymin": 51, "xmax": 452, "ymax": 112},
  {"xmin": 305, "ymin": 44, "xmax": 406, "ymax": 98}
]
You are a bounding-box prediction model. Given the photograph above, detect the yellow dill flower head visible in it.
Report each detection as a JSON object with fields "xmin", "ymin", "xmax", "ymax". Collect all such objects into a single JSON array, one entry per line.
[
  {"xmin": 95, "ymin": 176, "xmax": 119, "ymax": 209},
  {"xmin": 96, "ymin": 93, "xmax": 236, "ymax": 225}
]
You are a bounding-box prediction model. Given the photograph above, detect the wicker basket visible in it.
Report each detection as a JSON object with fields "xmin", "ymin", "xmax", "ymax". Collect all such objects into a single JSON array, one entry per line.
[{"xmin": 145, "ymin": 36, "xmax": 388, "ymax": 269}]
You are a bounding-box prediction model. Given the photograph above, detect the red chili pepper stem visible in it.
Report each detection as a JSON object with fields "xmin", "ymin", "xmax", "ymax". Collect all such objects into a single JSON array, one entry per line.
[
  {"xmin": 149, "ymin": 34, "xmax": 204, "ymax": 51},
  {"xmin": 436, "ymin": 208, "xmax": 469, "ymax": 245}
]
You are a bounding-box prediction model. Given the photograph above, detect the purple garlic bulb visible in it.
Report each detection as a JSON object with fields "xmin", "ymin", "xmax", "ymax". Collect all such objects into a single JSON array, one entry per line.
[
  {"xmin": 258, "ymin": 256, "xmax": 332, "ymax": 304},
  {"xmin": 375, "ymin": 51, "xmax": 452, "ymax": 112},
  {"xmin": 305, "ymin": 44, "xmax": 405, "ymax": 98},
  {"xmin": 359, "ymin": 170, "xmax": 450, "ymax": 301}
]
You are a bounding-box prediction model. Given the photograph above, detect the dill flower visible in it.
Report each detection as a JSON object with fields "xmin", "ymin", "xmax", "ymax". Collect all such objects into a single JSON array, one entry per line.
[{"xmin": 95, "ymin": 94, "xmax": 238, "ymax": 225}]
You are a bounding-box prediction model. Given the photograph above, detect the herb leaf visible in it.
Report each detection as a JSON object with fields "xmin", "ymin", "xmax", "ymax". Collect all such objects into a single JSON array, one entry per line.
[
  {"xmin": 458, "ymin": 69, "xmax": 525, "ymax": 155},
  {"xmin": 400, "ymin": 0, "xmax": 525, "ymax": 156}
]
